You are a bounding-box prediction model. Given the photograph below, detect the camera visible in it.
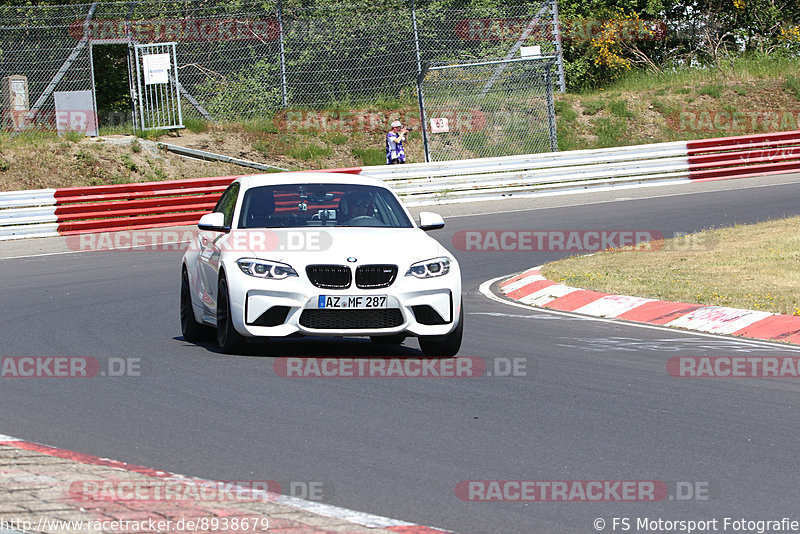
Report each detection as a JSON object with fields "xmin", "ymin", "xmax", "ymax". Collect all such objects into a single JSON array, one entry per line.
[{"xmin": 404, "ymin": 126, "xmax": 413, "ymax": 131}]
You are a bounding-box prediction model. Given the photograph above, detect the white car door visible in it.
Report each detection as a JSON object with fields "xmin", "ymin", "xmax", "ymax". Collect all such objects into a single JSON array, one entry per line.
[{"xmin": 198, "ymin": 183, "xmax": 239, "ymax": 320}]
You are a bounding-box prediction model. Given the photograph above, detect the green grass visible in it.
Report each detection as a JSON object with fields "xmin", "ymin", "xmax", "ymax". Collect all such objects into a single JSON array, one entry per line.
[
  {"xmin": 242, "ymin": 118, "xmax": 278, "ymax": 136},
  {"xmin": 98, "ymin": 123, "xmax": 133, "ymax": 136},
  {"xmin": 287, "ymin": 143, "xmax": 332, "ymax": 161},
  {"xmin": 462, "ymin": 131, "xmax": 489, "ymax": 149},
  {"xmin": 582, "ymin": 100, "xmax": 605, "ymax": 115},
  {"xmin": 651, "ymin": 100, "xmax": 676, "ymax": 115},
  {"xmin": 183, "ymin": 118, "xmax": 211, "ymax": 133},
  {"xmin": 609, "ymin": 100, "xmax": 634, "ymax": 118},
  {"xmin": 130, "ymin": 140, "xmax": 142, "ymax": 153},
  {"xmin": 63, "ymin": 130, "xmax": 85, "ymax": 142},
  {"xmin": 1, "ymin": 129, "xmax": 58, "ymax": 147},
  {"xmin": 594, "ymin": 118, "xmax": 627, "ymax": 148},
  {"xmin": 555, "ymin": 100, "xmax": 583, "ymax": 151},
  {"xmin": 329, "ymin": 133, "xmax": 349, "ymax": 145},
  {"xmin": 698, "ymin": 84, "xmax": 723, "ymax": 98},
  {"xmin": 541, "ymin": 216, "xmax": 800, "ymax": 315},
  {"xmin": 607, "ymin": 54, "xmax": 799, "ymax": 93},
  {"xmin": 120, "ymin": 154, "xmax": 138, "ymax": 172},
  {"xmin": 554, "ymin": 100, "xmax": 578, "ymax": 122},
  {"xmin": 75, "ymin": 149, "xmax": 97, "ymax": 164},
  {"xmin": 135, "ymin": 129, "xmax": 164, "ymax": 141},
  {"xmin": 253, "ymin": 140, "xmax": 269, "ymax": 157},
  {"xmin": 352, "ymin": 147, "xmax": 385, "ymax": 166},
  {"xmin": 732, "ymin": 85, "xmax": 749, "ymax": 96},
  {"xmin": 786, "ymin": 75, "xmax": 800, "ymax": 100},
  {"xmin": 0, "ymin": 157, "xmax": 8, "ymax": 172}
]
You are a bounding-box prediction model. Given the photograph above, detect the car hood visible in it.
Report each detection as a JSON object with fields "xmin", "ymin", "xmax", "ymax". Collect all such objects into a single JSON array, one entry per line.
[{"xmin": 234, "ymin": 227, "xmax": 453, "ymax": 268}]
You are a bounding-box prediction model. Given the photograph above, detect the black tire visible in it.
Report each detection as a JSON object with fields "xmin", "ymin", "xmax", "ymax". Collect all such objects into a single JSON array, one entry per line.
[
  {"xmin": 181, "ymin": 267, "xmax": 210, "ymax": 342},
  {"xmin": 216, "ymin": 275, "xmax": 246, "ymax": 354},
  {"xmin": 370, "ymin": 334, "xmax": 407, "ymax": 345},
  {"xmin": 418, "ymin": 306, "xmax": 463, "ymax": 357}
]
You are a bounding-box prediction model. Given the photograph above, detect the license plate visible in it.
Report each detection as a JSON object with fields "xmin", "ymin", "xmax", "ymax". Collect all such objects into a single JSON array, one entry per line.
[{"xmin": 317, "ymin": 295, "xmax": 387, "ymax": 309}]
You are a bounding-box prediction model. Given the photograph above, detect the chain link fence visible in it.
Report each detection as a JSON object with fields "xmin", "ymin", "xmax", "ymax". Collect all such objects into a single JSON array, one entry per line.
[
  {"xmin": 0, "ymin": 0, "xmax": 563, "ymax": 136},
  {"xmin": 419, "ymin": 57, "xmax": 557, "ymax": 162}
]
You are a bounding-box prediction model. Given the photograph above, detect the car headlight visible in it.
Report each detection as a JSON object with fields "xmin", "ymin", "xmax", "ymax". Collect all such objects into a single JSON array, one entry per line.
[
  {"xmin": 405, "ymin": 257, "xmax": 451, "ymax": 278},
  {"xmin": 236, "ymin": 258, "xmax": 298, "ymax": 279}
]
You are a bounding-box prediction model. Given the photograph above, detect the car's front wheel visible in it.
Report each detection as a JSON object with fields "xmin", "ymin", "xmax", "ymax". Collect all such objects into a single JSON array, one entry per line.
[
  {"xmin": 216, "ymin": 275, "xmax": 246, "ymax": 354},
  {"xmin": 418, "ymin": 306, "xmax": 463, "ymax": 357},
  {"xmin": 181, "ymin": 267, "xmax": 210, "ymax": 342}
]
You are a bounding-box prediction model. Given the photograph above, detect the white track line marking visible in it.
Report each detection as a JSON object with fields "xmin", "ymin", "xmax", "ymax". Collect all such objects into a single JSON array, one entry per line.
[{"xmin": 479, "ymin": 275, "xmax": 800, "ymax": 353}]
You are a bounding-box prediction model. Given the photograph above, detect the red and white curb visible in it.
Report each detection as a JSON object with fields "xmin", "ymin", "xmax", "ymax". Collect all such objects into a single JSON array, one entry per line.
[
  {"xmin": 492, "ymin": 266, "xmax": 800, "ymax": 344},
  {"xmin": 0, "ymin": 434, "xmax": 451, "ymax": 533}
]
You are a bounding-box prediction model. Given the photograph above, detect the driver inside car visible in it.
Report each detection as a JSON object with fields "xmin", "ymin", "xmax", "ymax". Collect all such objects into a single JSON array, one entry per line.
[{"xmin": 341, "ymin": 191, "xmax": 376, "ymax": 222}]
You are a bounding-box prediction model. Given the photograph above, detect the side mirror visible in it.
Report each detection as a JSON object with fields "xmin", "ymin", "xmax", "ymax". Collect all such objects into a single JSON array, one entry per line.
[
  {"xmin": 418, "ymin": 211, "xmax": 445, "ymax": 231},
  {"xmin": 198, "ymin": 212, "xmax": 229, "ymax": 233}
]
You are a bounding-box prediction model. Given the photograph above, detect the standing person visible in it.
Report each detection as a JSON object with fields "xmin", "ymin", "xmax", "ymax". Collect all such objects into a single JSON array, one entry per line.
[{"xmin": 386, "ymin": 120, "xmax": 408, "ymax": 164}]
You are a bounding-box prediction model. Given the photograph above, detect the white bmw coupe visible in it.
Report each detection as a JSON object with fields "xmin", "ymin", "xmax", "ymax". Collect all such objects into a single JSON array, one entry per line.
[{"xmin": 180, "ymin": 172, "xmax": 462, "ymax": 356}]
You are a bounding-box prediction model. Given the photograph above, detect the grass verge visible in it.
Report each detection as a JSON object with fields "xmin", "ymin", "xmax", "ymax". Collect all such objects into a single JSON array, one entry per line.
[{"xmin": 540, "ymin": 216, "xmax": 800, "ymax": 316}]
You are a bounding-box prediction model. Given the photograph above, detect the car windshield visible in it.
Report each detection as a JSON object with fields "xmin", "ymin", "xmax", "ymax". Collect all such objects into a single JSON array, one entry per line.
[{"xmin": 237, "ymin": 183, "xmax": 414, "ymax": 229}]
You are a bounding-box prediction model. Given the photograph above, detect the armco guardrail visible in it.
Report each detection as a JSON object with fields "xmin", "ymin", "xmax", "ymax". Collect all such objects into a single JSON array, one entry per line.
[
  {"xmin": 1, "ymin": 130, "xmax": 799, "ymax": 240},
  {"xmin": 360, "ymin": 129, "xmax": 800, "ymax": 204}
]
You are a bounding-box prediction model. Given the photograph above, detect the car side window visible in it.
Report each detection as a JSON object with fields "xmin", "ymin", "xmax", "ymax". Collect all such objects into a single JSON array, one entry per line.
[{"xmin": 213, "ymin": 183, "xmax": 240, "ymax": 228}]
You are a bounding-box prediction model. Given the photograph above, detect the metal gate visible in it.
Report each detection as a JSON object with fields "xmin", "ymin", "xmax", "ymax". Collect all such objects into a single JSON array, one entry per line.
[
  {"xmin": 131, "ymin": 42, "xmax": 183, "ymax": 131},
  {"xmin": 417, "ymin": 57, "xmax": 558, "ymax": 162}
]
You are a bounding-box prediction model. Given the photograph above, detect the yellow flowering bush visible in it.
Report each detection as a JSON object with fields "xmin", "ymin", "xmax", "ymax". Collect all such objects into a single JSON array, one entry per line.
[{"xmin": 589, "ymin": 12, "xmax": 655, "ymax": 75}]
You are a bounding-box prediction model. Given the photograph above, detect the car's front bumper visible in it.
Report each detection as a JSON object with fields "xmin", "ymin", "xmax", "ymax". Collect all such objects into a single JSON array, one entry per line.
[{"xmin": 226, "ymin": 265, "xmax": 461, "ymax": 338}]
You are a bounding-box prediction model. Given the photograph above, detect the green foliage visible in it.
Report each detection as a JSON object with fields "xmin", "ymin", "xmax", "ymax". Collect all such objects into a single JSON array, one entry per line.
[
  {"xmin": 196, "ymin": 58, "xmax": 282, "ymax": 119},
  {"xmin": 92, "ymin": 44, "xmax": 130, "ymax": 125},
  {"xmin": 733, "ymin": 85, "xmax": 749, "ymax": 96},
  {"xmin": 0, "ymin": 157, "xmax": 8, "ymax": 172},
  {"xmin": 352, "ymin": 147, "xmax": 385, "ymax": 166},
  {"xmin": 130, "ymin": 140, "xmax": 142, "ymax": 153},
  {"xmin": 330, "ymin": 133, "xmax": 349, "ymax": 145}
]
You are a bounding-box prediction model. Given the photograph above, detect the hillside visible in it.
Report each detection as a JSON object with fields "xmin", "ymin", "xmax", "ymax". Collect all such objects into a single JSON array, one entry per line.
[{"xmin": 1, "ymin": 56, "xmax": 798, "ymax": 192}]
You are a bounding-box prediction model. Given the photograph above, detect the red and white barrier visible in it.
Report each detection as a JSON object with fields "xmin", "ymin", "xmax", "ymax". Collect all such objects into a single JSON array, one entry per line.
[{"xmin": 1, "ymin": 130, "xmax": 800, "ymax": 240}]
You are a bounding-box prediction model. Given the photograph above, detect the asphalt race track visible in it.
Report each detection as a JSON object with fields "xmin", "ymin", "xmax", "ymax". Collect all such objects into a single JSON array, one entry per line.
[{"xmin": 2, "ymin": 175, "xmax": 800, "ymax": 533}]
